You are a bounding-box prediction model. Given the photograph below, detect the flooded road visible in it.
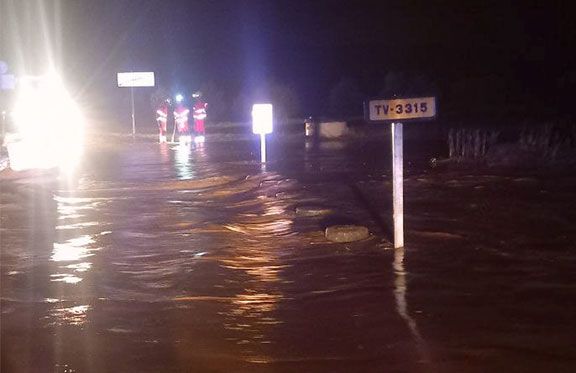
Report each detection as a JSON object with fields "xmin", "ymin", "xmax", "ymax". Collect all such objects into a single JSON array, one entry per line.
[{"xmin": 2, "ymin": 134, "xmax": 576, "ymax": 372}]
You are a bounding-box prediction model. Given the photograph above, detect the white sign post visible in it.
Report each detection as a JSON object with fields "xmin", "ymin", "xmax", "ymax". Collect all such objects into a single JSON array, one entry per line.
[
  {"xmin": 130, "ymin": 88, "xmax": 135, "ymax": 136},
  {"xmin": 252, "ymin": 104, "xmax": 273, "ymax": 163},
  {"xmin": 366, "ymin": 96, "xmax": 437, "ymax": 248},
  {"xmin": 117, "ymin": 72, "xmax": 155, "ymax": 136},
  {"xmin": 391, "ymin": 122, "xmax": 404, "ymax": 248}
]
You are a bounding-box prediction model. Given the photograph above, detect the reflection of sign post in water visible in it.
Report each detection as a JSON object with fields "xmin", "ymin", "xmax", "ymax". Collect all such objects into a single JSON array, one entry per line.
[
  {"xmin": 252, "ymin": 104, "xmax": 273, "ymax": 163},
  {"xmin": 117, "ymin": 72, "xmax": 155, "ymax": 135},
  {"xmin": 366, "ymin": 96, "xmax": 437, "ymax": 248}
]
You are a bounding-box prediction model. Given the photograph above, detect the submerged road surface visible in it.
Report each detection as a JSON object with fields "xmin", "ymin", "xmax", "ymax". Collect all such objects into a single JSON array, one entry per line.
[{"xmin": 2, "ymin": 134, "xmax": 576, "ymax": 372}]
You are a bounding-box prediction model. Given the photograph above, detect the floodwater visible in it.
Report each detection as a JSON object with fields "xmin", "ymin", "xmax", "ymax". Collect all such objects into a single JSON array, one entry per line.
[{"xmin": 2, "ymin": 133, "xmax": 576, "ymax": 372}]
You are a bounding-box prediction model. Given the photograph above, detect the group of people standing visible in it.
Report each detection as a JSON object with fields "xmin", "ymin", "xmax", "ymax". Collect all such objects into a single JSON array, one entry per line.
[{"xmin": 156, "ymin": 91, "xmax": 207, "ymax": 144}]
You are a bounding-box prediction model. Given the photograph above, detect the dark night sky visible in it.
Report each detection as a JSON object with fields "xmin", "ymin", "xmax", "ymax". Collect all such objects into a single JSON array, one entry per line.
[{"xmin": 2, "ymin": 0, "xmax": 575, "ymax": 123}]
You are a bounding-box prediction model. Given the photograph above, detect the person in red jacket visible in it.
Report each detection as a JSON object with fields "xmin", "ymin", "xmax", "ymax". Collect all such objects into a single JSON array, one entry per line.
[
  {"xmin": 173, "ymin": 94, "xmax": 191, "ymax": 144},
  {"xmin": 155, "ymin": 98, "xmax": 170, "ymax": 143},
  {"xmin": 192, "ymin": 91, "xmax": 208, "ymax": 142}
]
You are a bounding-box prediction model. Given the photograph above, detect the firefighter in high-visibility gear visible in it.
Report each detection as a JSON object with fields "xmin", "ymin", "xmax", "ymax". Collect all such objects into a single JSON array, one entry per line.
[
  {"xmin": 192, "ymin": 91, "xmax": 208, "ymax": 139},
  {"xmin": 173, "ymin": 95, "xmax": 191, "ymax": 144},
  {"xmin": 155, "ymin": 98, "xmax": 170, "ymax": 143}
]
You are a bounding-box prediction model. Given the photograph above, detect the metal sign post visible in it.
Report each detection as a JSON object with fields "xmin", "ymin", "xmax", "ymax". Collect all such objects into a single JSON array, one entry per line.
[
  {"xmin": 260, "ymin": 133, "xmax": 267, "ymax": 163},
  {"xmin": 392, "ymin": 122, "xmax": 404, "ymax": 248},
  {"xmin": 130, "ymin": 87, "xmax": 135, "ymax": 136},
  {"xmin": 252, "ymin": 104, "xmax": 273, "ymax": 163},
  {"xmin": 117, "ymin": 71, "xmax": 155, "ymax": 135},
  {"xmin": 366, "ymin": 96, "xmax": 437, "ymax": 248}
]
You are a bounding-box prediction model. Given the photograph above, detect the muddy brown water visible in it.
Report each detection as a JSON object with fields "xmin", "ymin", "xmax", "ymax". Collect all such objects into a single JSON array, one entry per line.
[{"xmin": 2, "ymin": 135, "xmax": 576, "ymax": 372}]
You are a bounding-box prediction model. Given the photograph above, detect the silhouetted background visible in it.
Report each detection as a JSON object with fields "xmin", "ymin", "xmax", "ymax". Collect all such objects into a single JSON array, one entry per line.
[{"xmin": 2, "ymin": 0, "xmax": 575, "ymax": 128}]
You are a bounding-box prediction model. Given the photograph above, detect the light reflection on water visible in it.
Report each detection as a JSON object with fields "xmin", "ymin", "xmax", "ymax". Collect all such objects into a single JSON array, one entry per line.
[
  {"xmin": 218, "ymin": 195, "xmax": 293, "ymax": 362},
  {"xmin": 50, "ymin": 273, "xmax": 83, "ymax": 284},
  {"xmin": 393, "ymin": 248, "xmax": 430, "ymax": 363},
  {"xmin": 48, "ymin": 304, "xmax": 90, "ymax": 326},
  {"xmin": 52, "ymin": 235, "xmax": 94, "ymax": 262},
  {"xmin": 175, "ymin": 144, "xmax": 194, "ymax": 180},
  {"xmin": 55, "ymin": 196, "xmax": 102, "ymax": 220},
  {"xmin": 51, "ymin": 195, "xmax": 101, "ymax": 288}
]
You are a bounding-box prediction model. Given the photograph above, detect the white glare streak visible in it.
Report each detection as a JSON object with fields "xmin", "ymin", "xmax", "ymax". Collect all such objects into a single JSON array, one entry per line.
[
  {"xmin": 52, "ymin": 235, "xmax": 94, "ymax": 262},
  {"xmin": 50, "ymin": 274, "xmax": 82, "ymax": 284},
  {"xmin": 175, "ymin": 144, "xmax": 194, "ymax": 180}
]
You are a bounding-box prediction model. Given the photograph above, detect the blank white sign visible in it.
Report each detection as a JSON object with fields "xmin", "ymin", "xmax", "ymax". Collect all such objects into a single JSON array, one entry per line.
[
  {"xmin": 252, "ymin": 104, "xmax": 273, "ymax": 135},
  {"xmin": 117, "ymin": 72, "xmax": 155, "ymax": 87}
]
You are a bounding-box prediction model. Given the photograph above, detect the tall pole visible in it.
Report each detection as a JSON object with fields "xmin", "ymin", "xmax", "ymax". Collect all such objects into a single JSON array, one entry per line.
[
  {"xmin": 392, "ymin": 122, "xmax": 404, "ymax": 248},
  {"xmin": 260, "ymin": 133, "xmax": 267, "ymax": 163},
  {"xmin": 130, "ymin": 87, "xmax": 136, "ymax": 136}
]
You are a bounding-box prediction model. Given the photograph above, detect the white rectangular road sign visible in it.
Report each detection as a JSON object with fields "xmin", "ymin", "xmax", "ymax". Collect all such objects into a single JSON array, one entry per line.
[
  {"xmin": 252, "ymin": 104, "xmax": 273, "ymax": 135},
  {"xmin": 117, "ymin": 72, "xmax": 155, "ymax": 88},
  {"xmin": 368, "ymin": 96, "xmax": 436, "ymax": 122}
]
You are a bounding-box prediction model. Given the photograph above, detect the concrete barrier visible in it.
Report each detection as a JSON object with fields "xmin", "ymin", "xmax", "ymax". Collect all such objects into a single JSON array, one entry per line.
[{"xmin": 318, "ymin": 121, "xmax": 348, "ymax": 139}]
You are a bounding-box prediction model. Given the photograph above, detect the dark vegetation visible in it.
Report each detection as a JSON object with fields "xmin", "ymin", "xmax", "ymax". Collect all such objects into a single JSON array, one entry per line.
[{"xmin": 442, "ymin": 122, "xmax": 576, "ymax": 167}]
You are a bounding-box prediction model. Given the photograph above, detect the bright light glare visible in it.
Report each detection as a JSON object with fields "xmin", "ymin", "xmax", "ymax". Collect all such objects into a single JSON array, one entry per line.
[
  {"xmin": 175, "ymin": 143, "xmax": 194, "ymax": 180},
  {"xmin": 52, "ymin": 235, "xmax": 94, "ymax": 262},
  {"xmin": 194, "ymin": 135, "xmax": 205, "ymax": 143},
  {"xmin": 252, "ymin": 104, "xmax": 273, "ymax": 135},
  {"xmin": 8, "ymin": 71, "xmax": 84, "ymax": 172},
  {"xmin": 175, "ymin": 94, "xmax": 184, "ymax": 103}
]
